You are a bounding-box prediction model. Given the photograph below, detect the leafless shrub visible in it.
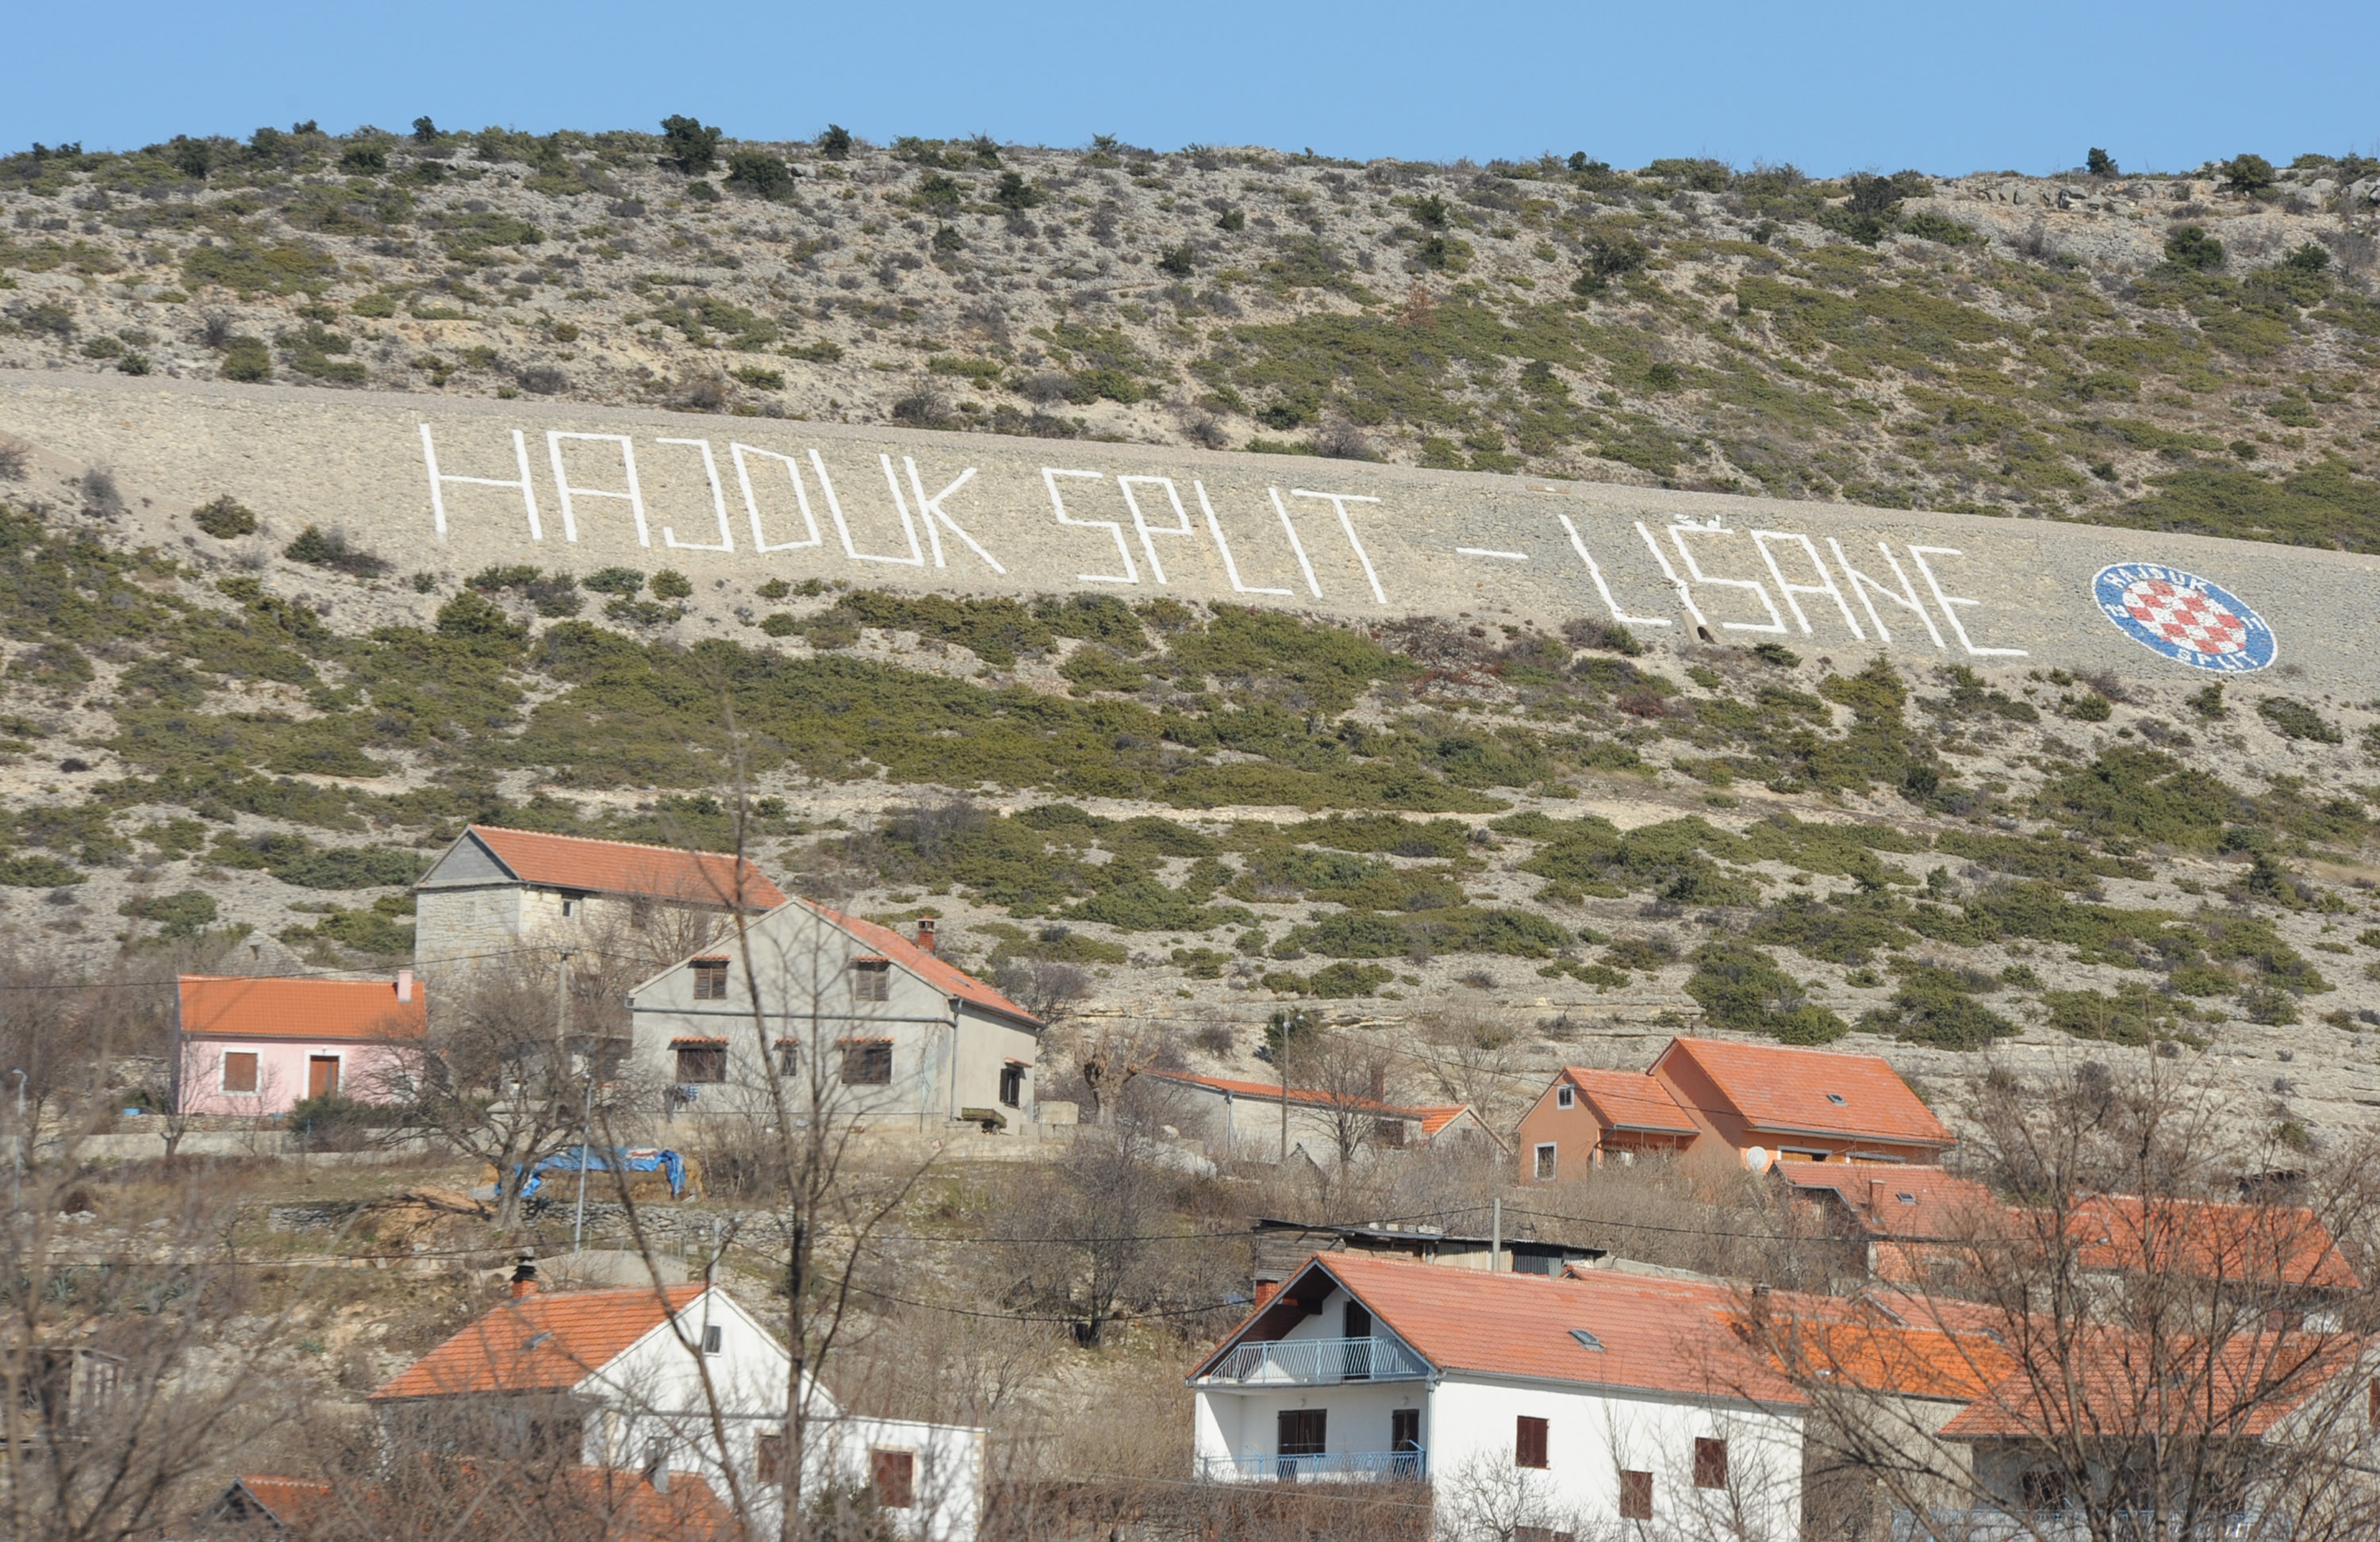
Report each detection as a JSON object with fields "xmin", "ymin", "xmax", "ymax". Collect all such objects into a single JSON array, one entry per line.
[
  {"xmin": 198, "ymin": 311, "xmax": 235, "ymax": 349},
  {"xmin": 1312, "ymin": 417, "xmax": 1379, "ymax": 461},
  {"xmin": 1183, "ymin": 412, "xmax": 1230, "ymax": 451},
  {"xmin": 0, "ymin": 435, "xmax": 28, "ymax": 481},
  {"xmin": 992, "ymin": 957, "xmax": 1090, "ymax": 1025},
  {"xmin": 889, "ymin": 389, "xmax": 953, "ymax": 428},
  {"xmin": 80, "ymin": 467, "xmax": 125, "ymax": 517},
  {"xmin": 1018, "ymin": 373, "xmax": 1073, "ymax": 405}
]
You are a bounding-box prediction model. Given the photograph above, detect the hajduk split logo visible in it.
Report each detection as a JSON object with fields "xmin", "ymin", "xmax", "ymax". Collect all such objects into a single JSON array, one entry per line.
[{"xmin": 2091, "ymin": 564, "xmax": 2275, "ymax": 673}]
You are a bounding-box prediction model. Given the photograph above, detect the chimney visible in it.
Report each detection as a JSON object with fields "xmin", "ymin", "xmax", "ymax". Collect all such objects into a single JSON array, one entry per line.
[
  {"xmin": 396, "ymin": 967, "xmax": 413, "ymax": 1003},
  {"xmin": 916, "ymin": 917, "xmax": 938, "ymax": 955},
  {"xmin": 1749, "ymin": 1281, "xmax": 1772, "ymax": 1331},
  {"xmin": 1369, "ymin": 1064, "xmax": 1387, "ymax": 1102},
  {"xmin": 1870, "ymin": 1178, "xmax": 1887, "ymax": 1218},
  {"xmin": 509, "ymin": 1255, "xmax": 539, "ymax": 1299},
  {"xmin": 1252, "ymin": 1279, "xmax": 1283, "ymax": 1310}
]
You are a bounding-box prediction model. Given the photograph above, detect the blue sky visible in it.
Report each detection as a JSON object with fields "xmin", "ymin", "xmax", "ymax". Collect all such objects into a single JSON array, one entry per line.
[{"xmin": 9, "ymin": 0, "xmax": 2377, "ymax": 177}]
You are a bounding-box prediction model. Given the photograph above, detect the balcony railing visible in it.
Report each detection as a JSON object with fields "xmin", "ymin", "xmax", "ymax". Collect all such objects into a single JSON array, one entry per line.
[
  {"xmin": 1202, "ymin": 1449, "xmax": 1427, "ymax": 1483},
  {"xmin": 1197, "ymin": 1336, "xmax": 1430, "ymax": 1387}
]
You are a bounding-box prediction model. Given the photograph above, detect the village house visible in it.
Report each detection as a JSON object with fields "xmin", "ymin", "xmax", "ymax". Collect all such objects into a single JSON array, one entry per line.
[
  {"xmin": 1249, "ymin": 1217, "xmax": 1604, "ymax": 1282},
  {"xmin": 363, "ymin": 1263, "xmax": 985, "ymax": 1542},
  {"xmin": 173, "ymin": 973, "xmax": 427, "ymax": 1117},
  {"xmin": 413, "ymin": 825, "xmax": 786, "ymax": 984},
  {"xmin": 1518, "ymin": 1038, "xmax": 1956, "ymax": 1183},
  {"xmin": 1779, "ymin": 1163, "xmax": 2003, "ymax": 1287},
  {"xmin": 626, "ymin": 903, "xmax": 1046, "ymax": 1133},
  {"xmin": 1512, "ymin": 1065, "xmax": 1702, "ymax": 1182},
  {"xmin": 1190, "ymin": 1252, "xmax": 1808, "ymax": 1538},
  {"xmin": 1135, "ymin": 1068, "xmax": 1499, "ymax": 1164},
  {"xmin": 206, "ymin": 1466, "xmax": 735, "ymax": 1542}
]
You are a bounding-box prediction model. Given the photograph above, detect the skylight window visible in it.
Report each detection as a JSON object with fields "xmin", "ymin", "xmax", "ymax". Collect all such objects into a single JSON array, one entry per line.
[
  {"xmin": 524, "ymin": 1330, "xmax": 555, "ymax": 1351},
  {"xmin": 1897, "ymin": 1192, "xmax": 1917, "ymax": 1205},
  {"xmin": 1825, "ymin": 1093, "xmax": 1847, "ymax": 1105},
  {"xmin": 1569, "ymin": 1329, "xmax": 1605, "ymax": 1351}
]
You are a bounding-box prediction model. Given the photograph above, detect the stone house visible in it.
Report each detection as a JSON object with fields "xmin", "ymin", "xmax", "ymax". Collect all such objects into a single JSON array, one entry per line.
[
  {"xmin": 626, "ymin": 903, "xmax": 1046, "ymax": 1133},
  {"xmin": 413, "ymin": 825, "xmax": 786, "ymax": 984},
  {"xmin": 1134, "ymin": 1069, "xmax": 1499, "ymax": 1164}
]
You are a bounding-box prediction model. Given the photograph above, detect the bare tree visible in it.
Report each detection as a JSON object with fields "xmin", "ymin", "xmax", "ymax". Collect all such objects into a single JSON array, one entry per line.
[{"xmin": 1281, "ymin": 1026, "xmax": 1397, "ymax": 1168}]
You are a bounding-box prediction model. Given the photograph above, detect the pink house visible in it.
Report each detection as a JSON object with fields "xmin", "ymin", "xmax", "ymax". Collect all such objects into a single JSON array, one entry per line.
[{"xmin": 174, "ymin": 973, "xmax": 428, "ymax": 1116}]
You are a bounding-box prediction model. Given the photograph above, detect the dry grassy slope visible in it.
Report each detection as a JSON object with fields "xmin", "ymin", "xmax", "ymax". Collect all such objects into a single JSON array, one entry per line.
[
  {"xmin": 1, "ymin": 131, "xmax": 2376, "ymax": 530},
  {"xmin": 4, "ymin": 128, "xmax": 2380, "ymax": 1153}
]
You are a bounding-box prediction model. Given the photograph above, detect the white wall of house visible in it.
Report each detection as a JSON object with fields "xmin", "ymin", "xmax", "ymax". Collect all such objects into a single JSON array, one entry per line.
[
  {"xmin": 570, "ymin": 1288, "xmax": 982, "ymax": 1542},
  {"xmin": 626, "ymin": 905, "xmax": 1040, "ymax": 1132},
  {"xmin": 1193, "ymin": 1281, "xmax": 1804, "ymax": 1540}
]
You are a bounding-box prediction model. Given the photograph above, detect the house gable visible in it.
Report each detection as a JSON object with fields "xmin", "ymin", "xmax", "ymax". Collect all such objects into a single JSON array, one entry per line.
[{"xmin": 416, "ymin": 828, "xmax": 518, "ymax": 890}]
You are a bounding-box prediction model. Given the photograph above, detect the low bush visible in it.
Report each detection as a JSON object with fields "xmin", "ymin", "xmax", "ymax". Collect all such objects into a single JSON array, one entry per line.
[
  {"xmin": 1683, "ymin": 940, "xmax": 1847, "ymax": 1043},
  {"xmin": 284, "ymin": 526, "xmax": 392, "ymax": 578},
  {"xmin": 191, "ymin": 495, "xmax": 257, "ymax": 538}
]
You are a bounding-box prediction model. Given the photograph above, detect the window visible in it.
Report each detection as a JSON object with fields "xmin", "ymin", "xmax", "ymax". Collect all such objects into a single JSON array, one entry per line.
[
  {"xmin": 701, "ymin": 1324, "xmax": 723, "ymax": 1355},
  {"xmin": 1373, "ymin": 1115, "xmax": 1408, "ymax": 1149},
  {"xmin": 1825, "ymin": 1092, "xmax": 1846, "ymax": 1105},
  {"xmin": 1391, "ymin": 1407, "xmax": 1422, "ymax": 1479},
  {"xmin": 1276, "ymin": 1409, "xmax": 1326, "ymax": 1456},
  {"xmin": 1534, "ymin": 1143, "xmax": 1557, "ymax": 1182},
  {"xmin": 775, "ymin": 1040, "xmax": 799, "ymax": 1076},
  {"xmin": 220, "ymin": 1052, "xmax": 259, "ymax": 1095},
  {"xmin": 1692, "ymin": 1437, "xmax": 1728, "ymax": 1489},
  {"xmin": 1619, "ymin": 1469, "xmax": 1653, "ymax": 1521},
  {"xmin": 1568, "ymin": 1329, "xmax": 1604, "ymax": 1351},
  {"xmin": 755, "ymin": 1433, "xmax": 787, "ymax": 1486},
  {"xmin": 691, "ymin": 958, "xmax": 730, "ymax": 1000},
  {"xmin": 560, "ymin": 897, "xmax": 581, "ymax": 919},
  {"xmin": 2021, "ymin": 1469, "xmax": 2067, "ymax": 1510},
  {"xmin": 869, "ymin": 1449, "xmax": 914, "ymax": 1509},
  {"xmin": 674, "ymin": 1043, "xmax": 727, "ymax": 1084},
  {"xmin": 1514, "ymin": 1529, "xmax": 1573, "ymax": 1542},
  {"xmin": 1557, "ymin": 1085, "xmax": 1575, "ymax": 1109},
  {"xmin": 999, "ymin": 1062, "xmax": 1025, "ymax": 1109},
  {"xmin": 1515, "ymin": 1415, "xmax": 1549, "ymax": 1469},
  {"xmin": 850, "ymin": 959, "xmax": 892, "ymax": 1002},
  {"xmin": 841, "ymin": 1040, "xmax": 892, "ymax": 1085}
]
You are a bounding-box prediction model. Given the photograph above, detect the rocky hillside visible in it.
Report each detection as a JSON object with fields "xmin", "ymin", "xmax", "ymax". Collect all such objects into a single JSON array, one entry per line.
[
  {"xmin": 3, "ymin": 124, "xmax": 2378, "ymax": 543},
  {"xmin": 3, "ymin": 123, "xmax": 2380, "ymax": 1150}
]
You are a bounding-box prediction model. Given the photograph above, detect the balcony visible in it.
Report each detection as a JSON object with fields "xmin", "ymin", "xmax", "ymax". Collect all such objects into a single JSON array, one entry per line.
[
  {"xmin": 1202, "ymin": 1449, "xmax": 1427, "ymax": 1483},
  {"xmin": 1196, "ymin": 1336, "xmax": 1430, "ymax": 1387}
]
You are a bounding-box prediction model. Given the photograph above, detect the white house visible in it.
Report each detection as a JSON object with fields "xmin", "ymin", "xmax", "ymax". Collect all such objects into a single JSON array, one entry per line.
[
  {"xmin": 369, "ymin": 1264, "xmax": 983, "ymax": 1542},
  {"xmin": 1189, "ymin": 1252, "xmax": 1808, "ymax": 1540},
  {"xmin": 626, "ymin": 903, "xmax": 1046, "ymax": 1133},
  {"xmin": 413, "ymin": 825, "xmax": 787, "ymax": 983}
]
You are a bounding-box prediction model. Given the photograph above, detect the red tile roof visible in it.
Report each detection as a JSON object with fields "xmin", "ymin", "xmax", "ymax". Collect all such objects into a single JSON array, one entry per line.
[
  {"xmin": 1939, "ymin": 1331, "xmax": 2364, "ymax": 1441},
  {"xmin": 2066, "ymin": 1195, "xmax": 2362, "ymax": 1291},
  {"xmin": 227, "ymin": 1475, "xmax": 335, "ymax": 1529},
  {"xmin": 467, "ymin": 826, "xmax": 787, "ymax": 909},
  {"xmin": 177, "ymin": 976, "xmax": 427, "ymax": 1042},
  {"xmin": 803, "ymin": 901, "xmax": 1041, "ymax": 1026},
  {"xmin": 1560, "ymin": 1067, "xmax": 1700, "ymax": 1137},
  {"xmin": 1200, "ymin": 1252, "xmax": 1806, "ymax": 1406},
  {"xmin": 1142, "ymin": 1070, "xmax": 1469, "ymax": 1129},
  {"xmin": 1779, "ymin": 1162, "xmax": 2001, "ymax": 1241},
  {"xmin": 370, "ymin": 1285, "xmax": 705, "ymax": 1400},
  {"xmin": 230, "ymin": 1467, "xmax": 733, "ymax": 1542},
  {"xmin": 1657, "ymin": 1038, "xmax": 1955, "ymax": 1150}
]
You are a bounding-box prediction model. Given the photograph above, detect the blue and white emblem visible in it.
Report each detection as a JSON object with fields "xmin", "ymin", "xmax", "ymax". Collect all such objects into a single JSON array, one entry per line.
[{"xmin": 2090, "ymin": 564, "xmax": 2274, "ymax": 673}]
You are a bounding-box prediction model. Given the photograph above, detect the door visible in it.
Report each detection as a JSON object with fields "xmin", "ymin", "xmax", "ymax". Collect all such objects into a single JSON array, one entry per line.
[
  {"xmin": 307, "ymin": 1056, "xmax": 340, "ymax": 1099},
  {"xmin": 1342, "ymin": 1301, "xmax": 1372, "ymax": 1380},
  {"xmin": 1391, "ymin": 1408, "xmax": 1422, "ymax": 1479},
  {"xmin": 1276, "ymin": 1408, "xmax": 1326, "ymax": 1479}
]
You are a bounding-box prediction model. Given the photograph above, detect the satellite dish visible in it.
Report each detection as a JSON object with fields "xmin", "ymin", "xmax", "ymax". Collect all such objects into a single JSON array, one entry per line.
[{"xmin": 1742, "ymin": 1145, "xmax": 1772, "ymax": 1175}]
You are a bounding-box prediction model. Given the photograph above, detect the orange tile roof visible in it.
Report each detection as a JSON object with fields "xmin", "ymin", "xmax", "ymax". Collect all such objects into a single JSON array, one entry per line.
[
  {"xmin": 2066, "ymin": 1195, "xmax": 2362, "ymax": 1291},
  {"xmin": 1200, "ymin": 1252, "xmax": 1807, "ymax": 1406},
  {"xmin": 1939, "ymin": 1332, "xmax": 2365, "ymax": 1441},
  {"xmin": 467, "ymin": 826, "xmax": 787, "ymax": 909},
  {"xmin": 1658, "ymin": 1038, "xmax": 1955, "ymax": 1150},
  {"xmin": 228, "ymin": 1475, "xmax": 335, "ymax": 1529},
  {"xmin": 370, "ymin": 1285, "xmax": 705, "ymax": 1400},
  {"xmin": 803, "ymin": 901, "xmax": 1040, "ymax": 1026},
  {"xmin": 1560, "ymin": 1067, "xmax": 1701, "ymax": 1137},
  {"xmin": 232, "ymin": 1467, "xmax": 733, "ymax": 1542},
  {"xmin": 1768, "ymin": 1317, "xmax": 2017, "ymax": 1403},
  {"xmin": 1142, "ymin": 1070, "xmax": 1465, "ymax": 1126},
  {"xmin": 177, "ymin": 975, "xmax": 428, "ymax": 1042},
  {"xmin": 1779, "ymin": 1162, "xmax": 2002, "ymax": 1241}
]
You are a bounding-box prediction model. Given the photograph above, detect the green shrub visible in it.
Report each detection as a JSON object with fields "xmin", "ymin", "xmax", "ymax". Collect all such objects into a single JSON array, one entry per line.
[
  {"xmin": 1898, "ymin": 210, "xmax": 1980, "ymax": 246},
  {"xmin": 286, "ymin": 1094, "xmax": 378, "ymax": 1151},
  {"xmin": 820, "ymin": 125, "xmax": 852, "ymax": 159},
  {"xmin": 221, "ymin": 336, "xmax": 272, "ymax": 382},
  {"xmin": 2163, "ymin": 225, "xmax": 2225, "ymax": 272},
  {"xmin": 2218, "ymin": 153, "xmax": 2277, "ymax": 196},
  {"xmin": 2255, "ymin": 696, "xmax": 2342, "ymax": 743},
  {"xmin": 993, "ymin": 172, "xmax": 1044, "ymax": 211},
  {"xmin": 2086, "ymin": 148, "xmax": 2117, "ymax": 176},
  {"xmin": 285, "ymin": 526, "xmax": 392, "ymax": 578},
  {"xmin": 207, "ymin": 832, "xmax": 425, "ymax": 889},
  {"xmin": 726, "ymin": 150, "xmax": 797, "ymax": 199},
  {"xmin": 1861, "ymin": 963, "xmax": 2013, "ymax": 1049},
  {"xmin": 1264, "ymin": 962, "xmax": 1393, "ymax": 998},
  {"xmin": 582, "ymin": 567, "xmax": 645, "ymax": 597},
  {"xmin": 2283, "ymin": 242, "xmax": 2332, "ymax": 274},
  {"xmin": 0, "ymin": 854, "xmax": 83, "ymax": 887},
  {"xmin": 118, "ymin": 889, "xmax": 221, "ymax": 939},
  {"xmin": 1157, "ymin": 245, "xmax": 1196, "ymax": 278},
  {"xmin": 658, "ymin": 115, "xmax": 722, "ymax": 173},
  {"xmin": 2044, "ymin": 984, "xmax": 2195, "ymax": 1045},
  {"xmin": 731, "ymin": 364, "xmax": 784, "ymax": 389},
  {"xmin": 338, "ymin": 143, "xmax": 388, "ymax": 175},
  {"xmin": 1683, "ymin": 940, "xmax": 1847, "ymax": 1044},
  {"xmin": 278, "ymin": 896, "xmax": 415, "ymax": 957},
  {"xmin": 648, "ymin": 569, "xmax": 693, "ymax": 601},
  {"xmin": 190, "ymin": 496, "xmax": 257, "ymax": 538}
]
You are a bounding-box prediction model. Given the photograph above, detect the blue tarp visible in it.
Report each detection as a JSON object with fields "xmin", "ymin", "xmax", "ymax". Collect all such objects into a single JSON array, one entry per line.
[{"xmin": 516, "ymin": 1145, "xmax": 688, "ymax": 1199}]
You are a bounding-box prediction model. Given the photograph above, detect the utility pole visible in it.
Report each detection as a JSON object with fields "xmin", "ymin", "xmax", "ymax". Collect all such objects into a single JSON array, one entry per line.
[
  {"xmin": 555, "ymin": 951, "xmax": 589, "ymax": 1252},
  {"xmin": 1279, "ymin": 1038, "xmax": 1289, "ymax": 1167},
  {"xmin": 572, "ymin": 1074, "xmax": 595, "ymax": 1252},
  {"xmin": 1491, "ymin": 1196, "xmax": 1503, "ymax": 1273},
  {"xmin": 10, "ymin": 1069, "xmax": 25, "ymax": 1213}
]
